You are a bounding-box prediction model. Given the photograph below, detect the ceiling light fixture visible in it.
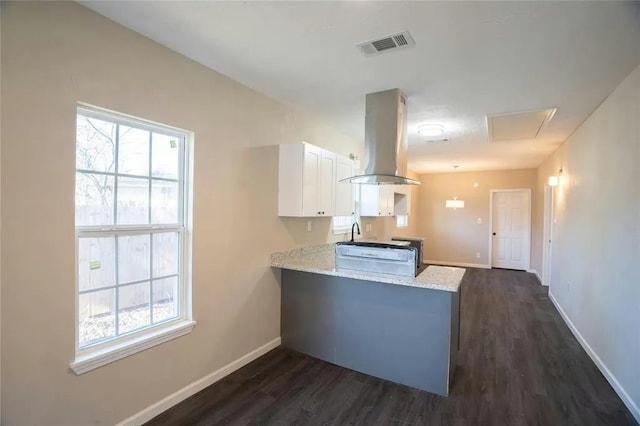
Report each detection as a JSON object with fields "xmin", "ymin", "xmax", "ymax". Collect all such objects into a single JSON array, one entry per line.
[
  {"xmin": 417, "ymin": 124, "xmax": 445, "ymax": 137},
  {"xmin": 446, "ymin": 165, "xmax": 465, "ymax": 210}
]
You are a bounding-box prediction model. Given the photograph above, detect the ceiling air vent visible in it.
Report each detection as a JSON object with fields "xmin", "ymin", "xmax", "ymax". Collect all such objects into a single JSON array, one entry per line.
[{"xmin": 357, "ymin": 31, "xmax": 416, "ymax": 57}]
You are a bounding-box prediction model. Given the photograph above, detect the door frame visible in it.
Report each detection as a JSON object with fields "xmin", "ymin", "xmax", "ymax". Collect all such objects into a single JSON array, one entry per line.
[
  {"xmin": 488, "ymin": 188, "xmax": 532, "ymax": 270},
  {"xmin": 541, "ymin": 185, "xmax": 554, "ymax": 286}
]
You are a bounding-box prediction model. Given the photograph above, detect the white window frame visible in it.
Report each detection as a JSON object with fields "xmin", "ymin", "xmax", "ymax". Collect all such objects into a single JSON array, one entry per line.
[
  {"xmin": 332, "ymin": 215, "xmax": 355, "ymax": 234},
  {"xmin": 396, "ymin": 214, "xmax": 409, "ymax": 228},
  {"xmin": 333, "ymin": 185, "xmax": 361, "ymax": 235},
  {"xmin": 71, "ymin": 104, "xmax": 195, "ymax": 374}
]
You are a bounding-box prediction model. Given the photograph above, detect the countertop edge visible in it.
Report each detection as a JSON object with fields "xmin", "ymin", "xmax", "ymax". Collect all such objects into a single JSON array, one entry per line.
[{"xmin": 271, "ymin": 261, "xmax": 463, "ymax": 292}]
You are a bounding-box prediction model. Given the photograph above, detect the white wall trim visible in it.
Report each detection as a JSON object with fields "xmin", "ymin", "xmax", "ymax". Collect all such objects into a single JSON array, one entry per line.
[
  {"xmin": 425, "ymin": 259, "xmax": 490, "ymax": 269},
  {"xmin": 528, "ymin": 269, "xmax": 543, "ymax": 284},
  {"xmin": 115, "ymin": 337, "xmax": 282, "ymax": 426},
  {"xmin": 549, "ymin": 292, "xmax": 640, "ymax": 423}
]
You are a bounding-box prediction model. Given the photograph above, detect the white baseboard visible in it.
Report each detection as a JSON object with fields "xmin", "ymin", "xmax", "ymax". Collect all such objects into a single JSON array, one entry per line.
[
  {"xmin": 424, "ymin": 259, "xmax": 490, "ymax": 269},
  {"xmin": 548, "ymin": 292, "xmax": 640, "ymax": 423},
  {"xmin": 116, "ymin": 337, "xmax": 282, "ymax": 426},
  {"xmin": 528, "ymin": 269, "xmax": 543, "ymax": 284}
]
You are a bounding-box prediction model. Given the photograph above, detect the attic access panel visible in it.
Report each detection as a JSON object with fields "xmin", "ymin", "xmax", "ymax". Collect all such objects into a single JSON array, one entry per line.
[{"xmin": 487, "ymin": 108, "xmax": 557, "ymax": 142}]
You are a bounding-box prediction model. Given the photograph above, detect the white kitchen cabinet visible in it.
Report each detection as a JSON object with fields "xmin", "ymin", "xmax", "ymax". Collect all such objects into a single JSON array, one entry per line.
[
  {"xmin": 360, "ymin": 185, "xmax": 411, "ymax": 217},
  {"xmin": 334, "ymin": 154, "xmax": 355, "ymax": 216},
  {"xmin": 360, "ymin": 185, "xmax": 395, "ymax": 217},
  {"xmin": 278, "ymin": 142, "xmax": 336, "ymax": 217},
  {"xmin": 394, "ymin": 185, "xmax": 411, "ymax": 216}
]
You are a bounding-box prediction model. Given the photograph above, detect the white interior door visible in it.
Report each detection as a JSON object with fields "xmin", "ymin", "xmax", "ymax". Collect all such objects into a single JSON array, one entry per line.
[{"xmin": 491, "ymin": 190, "xmax": 531, "ymax": 270}]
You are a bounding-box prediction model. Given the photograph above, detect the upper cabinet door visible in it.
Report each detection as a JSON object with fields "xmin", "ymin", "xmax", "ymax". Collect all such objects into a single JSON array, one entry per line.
[
  {"xmin": 301, "ymin": 144, "xmax": 322, "ymax": 216},
  {"xmin": 359, "ymin": 185, "xmax": 380, "ymax": 216},
  {"xmin": 335, "ymin": 155, "xmax": 355, "ymax": 216},
  {"xmin": 318, "ymin": 149, "xmax": 336, "ymax": 216},
  {"xmin": 278, "ymin": 142, "xmax": 341, "ymax": 217},
  {"xmin": 382, "ymin": 185, "xmax": 395, "ymax": 216},
  {"xmin": 360, "ymin": 185, "xmax": 393, "ymax": 216},
  {"xmin": 393, "ymin": 185, "xmax": 410, "ymax": 216}
]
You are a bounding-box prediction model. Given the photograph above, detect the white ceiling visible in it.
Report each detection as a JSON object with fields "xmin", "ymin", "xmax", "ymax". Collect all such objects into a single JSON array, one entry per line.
[{"xmin": 81, "ymin": 1, "xmax": 640, "ymax": 173}]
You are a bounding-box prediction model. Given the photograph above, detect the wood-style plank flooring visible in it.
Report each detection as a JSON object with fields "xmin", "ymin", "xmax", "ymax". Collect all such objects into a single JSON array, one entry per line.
[{"xmin": 147, "ymin": 268, "xmax": 636, "ymax": 425}]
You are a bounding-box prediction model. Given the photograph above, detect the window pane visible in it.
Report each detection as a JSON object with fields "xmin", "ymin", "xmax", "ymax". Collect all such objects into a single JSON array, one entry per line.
[
  {"xmin": 118, "ymin": 282, "xmax": 151, "ymax": 334},
  {"xmin": 152, "ymin": 133, "xmax": 179, "ymax": 179},
  {"xmin": 79, "ymin": 288, "xmax": 115, "ymax": 347},
  {"xmin": 75, "ymin": 107, "xmax": 189, "ymax": 351},
  {"xmin": 76, "ymin": 173, "xmax": 114, "ymax": 226},
  {"xmin": 152, "ymin": 276, "xmax": 178, "ymax": 323},
  {"xmin": 118, "ymin": 126, "xmax": 149, "ymax": 176},
  {"xmin": 153, "ymin": 232, "xmax": 179, "ymax": 277},
  {"xmin": 118, "ymin": 234, "xmax": 150, "ymax": 284},
  {"xmin": 117, "ymin": 177, "xmax": 149, "ymax": 225},
  {"xmin": 78, "ymin": 237, "xmax": 115, "ymax": 291},
  {"xmin": 76, "ymin": 115, "xmax": 116, "ymax": 172},
  {"xmin": 151, "ymin": 180, "xmax": 179, "ymax": 224}
]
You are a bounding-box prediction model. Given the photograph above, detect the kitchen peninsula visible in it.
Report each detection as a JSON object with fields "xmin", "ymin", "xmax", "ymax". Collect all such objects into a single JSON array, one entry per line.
[{"xmin": 271, "ymin": 244, "xmax": 466, "ymax": 396}]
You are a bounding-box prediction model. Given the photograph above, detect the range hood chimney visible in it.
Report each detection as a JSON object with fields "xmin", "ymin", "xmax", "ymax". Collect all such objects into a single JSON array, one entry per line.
[{"xmin": 343, "ymin": 89, "xmax": 419, "ymax": 185}]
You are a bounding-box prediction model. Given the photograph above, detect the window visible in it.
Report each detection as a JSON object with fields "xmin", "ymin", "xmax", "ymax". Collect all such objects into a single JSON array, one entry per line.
[
  {"xmin": 333, "ymin": 215, "xmax": 355, "ymax": 234},
  {"xmin": 72, "ymin": 105, "xmax": 194, "ymax": 374},
  {"xmin": 333, "ymin": 186, "xmax": 360, "ymax": 235},
  {"xmin": 396, "ymin": 214, "xmax": 409, "ymax": 228}
]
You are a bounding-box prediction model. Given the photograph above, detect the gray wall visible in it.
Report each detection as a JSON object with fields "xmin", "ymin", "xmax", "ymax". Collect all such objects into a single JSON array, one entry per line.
[{"xmin": 281, "ymin": 270, "xmax": 458, "ymax": 396}]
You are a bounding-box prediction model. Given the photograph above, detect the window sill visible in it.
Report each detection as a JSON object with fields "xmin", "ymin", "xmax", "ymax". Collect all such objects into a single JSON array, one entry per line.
[{"xmin": 70, "ymin": 320, "xmax": 196, "ymax": 375}]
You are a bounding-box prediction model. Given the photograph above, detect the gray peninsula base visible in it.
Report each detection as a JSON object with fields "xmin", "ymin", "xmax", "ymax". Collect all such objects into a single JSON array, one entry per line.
[{"xmin": 281, "ymin": 269, "xmax": 461, "ymax": 396}]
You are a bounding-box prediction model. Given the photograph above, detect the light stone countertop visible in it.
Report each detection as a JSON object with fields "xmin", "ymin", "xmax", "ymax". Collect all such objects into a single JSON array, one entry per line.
[{"xmin": 271, "ymin": 244, "xmax": 465, "ymax": 292}]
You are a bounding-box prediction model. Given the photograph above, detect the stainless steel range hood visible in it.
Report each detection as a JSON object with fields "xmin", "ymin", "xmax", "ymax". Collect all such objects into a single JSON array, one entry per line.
[{"xmin": 342, "ymin": 89, "xmax": 420, "ymax": 185}]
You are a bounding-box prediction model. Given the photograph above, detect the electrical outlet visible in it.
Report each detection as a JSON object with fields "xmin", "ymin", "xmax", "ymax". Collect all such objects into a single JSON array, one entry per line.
[
  {"xmin": 475, "ymin": 252, "xmax": 481, "ymax": 259},
  {"xmin": 366, "ymin": 224, "xmax": 372, "ymax": 232},
  {"xmin": 307, "ymin": 221, "xmax": 312, "ymax": 232}
]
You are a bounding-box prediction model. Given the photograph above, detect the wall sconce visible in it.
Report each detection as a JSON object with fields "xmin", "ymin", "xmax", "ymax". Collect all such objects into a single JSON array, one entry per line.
[
  {"xmin": 548, "ymin": 167, "xmax": 563, "ymax": 187},
  {"xmin": 349, "ymin": 153, "xmax": 361, "ymax": 171}
]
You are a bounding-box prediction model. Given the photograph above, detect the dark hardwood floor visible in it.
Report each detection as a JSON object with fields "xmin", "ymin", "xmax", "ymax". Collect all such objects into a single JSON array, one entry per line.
[{"xmin": 147, "ymin": 268, "xmax": 636, "ymax": 426}]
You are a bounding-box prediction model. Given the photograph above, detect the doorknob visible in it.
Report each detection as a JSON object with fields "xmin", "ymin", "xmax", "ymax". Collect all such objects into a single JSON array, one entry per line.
[{"xmin": 492, "ymin": 232, "xmax": 496, "ymax": 236}]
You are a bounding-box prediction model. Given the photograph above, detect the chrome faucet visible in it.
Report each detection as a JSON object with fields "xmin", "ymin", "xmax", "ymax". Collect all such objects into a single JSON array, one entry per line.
[{"xmin": 351, "ymin": 222, "xmax": 361, "ymax": 242}]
